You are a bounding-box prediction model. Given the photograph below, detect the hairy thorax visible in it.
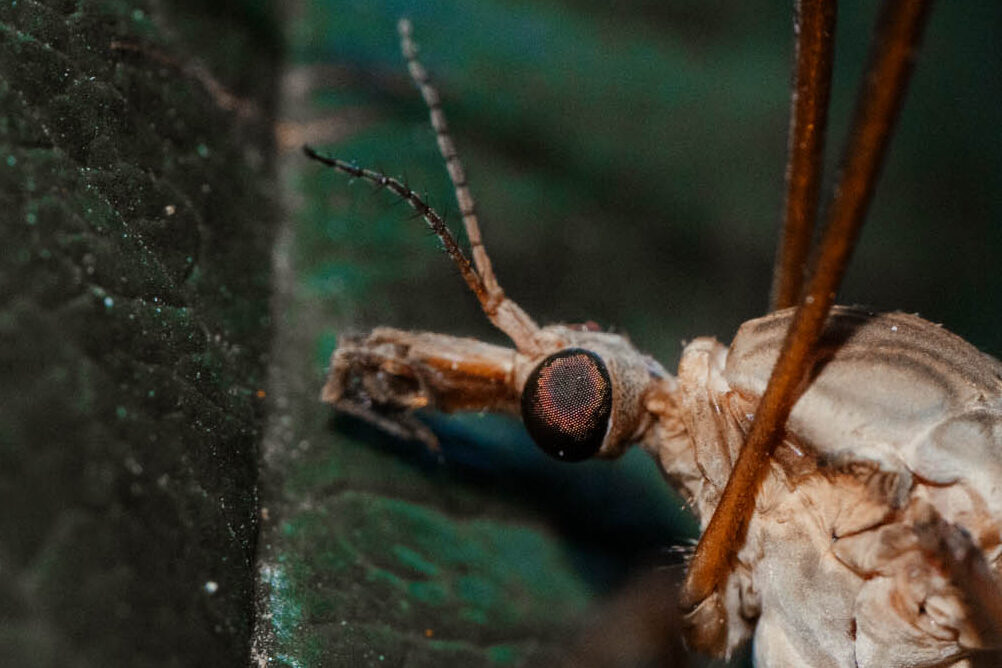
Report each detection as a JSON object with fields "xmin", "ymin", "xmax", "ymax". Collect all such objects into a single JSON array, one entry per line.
[{"xmin": 642, "ymin": 308, "xmax": 1002, "ymax": 666}]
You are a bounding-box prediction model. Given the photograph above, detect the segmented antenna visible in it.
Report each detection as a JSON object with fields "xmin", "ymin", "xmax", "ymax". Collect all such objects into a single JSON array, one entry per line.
[
  {"xmin": 397, "ymin": 18, "xmax": 501, "ymax": 298},
  {"xmin": 302, "ymin": 146, "xmax": 489, "ymax": 305},
  {"xmin": 305, "ymin": 20, "xmax": 542, "ymax": 354}
]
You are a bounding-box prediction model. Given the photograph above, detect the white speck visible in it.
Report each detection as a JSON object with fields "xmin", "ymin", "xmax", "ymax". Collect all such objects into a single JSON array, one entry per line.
[
  {"xmin": 125, "ymin": 457, "xmax": 143, "ymax": 475},
  {"xmin": 103, "ymin": 296, "xmax": 114, "ymax": 308},
  {"xmin": 165, "ymin": 204, "xmax": 176, "ymax": 216},
  {"xmin": 891, "ymin": 325, "xmax": 898, "ymax": 332},
  {"xmin": 805, "ymin": 295, "xmax": 815, "ymax": 304},
  {"xmin": 204, "ymin": 581, "xmax": 219, "ymax": 594}
]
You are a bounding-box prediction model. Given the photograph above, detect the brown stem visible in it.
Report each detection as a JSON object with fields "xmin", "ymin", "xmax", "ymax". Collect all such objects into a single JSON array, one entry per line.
[
  {"xmin": 681, "ymin": 0, "xmax": 934, "ymax": 624},
  {"xmin": 770, "ymin": 0, "xmax": 837, "ymax": 311}
]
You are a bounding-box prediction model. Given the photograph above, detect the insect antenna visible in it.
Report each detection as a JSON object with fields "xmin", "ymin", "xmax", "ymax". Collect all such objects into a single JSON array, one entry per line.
[
  {"xmin": 397, "ymin": 19, "xmax": 497, "ymax": 295},
  {"xmin": 680, "ymin": 0, "xmax": 934, "ymax": 626},
  {"xmin": 395, "ymin": 19, "xmax": 543, "ymax": 353},
  {"xmin": 305, "ymin": 21, "xmax": 544, "ymax": 353},
  {"xmin": 770, "ymin": 0, "xmax": 836, "ymax": 310},
  {"xmin": 302, "ymin": 146, "xmax": 491, "ymax": 308}
]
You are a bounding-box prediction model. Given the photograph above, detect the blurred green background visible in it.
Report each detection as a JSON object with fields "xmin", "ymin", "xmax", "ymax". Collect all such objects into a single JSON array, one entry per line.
[{"xmin": 264, "ymin": 1, "xmax": 1002, "ymax": 666}]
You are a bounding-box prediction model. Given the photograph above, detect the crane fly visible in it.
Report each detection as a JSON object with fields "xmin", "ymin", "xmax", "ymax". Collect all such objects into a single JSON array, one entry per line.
[{"xmin": 306, "ymin": 2, "xmax": 1002, "ymax": 665}]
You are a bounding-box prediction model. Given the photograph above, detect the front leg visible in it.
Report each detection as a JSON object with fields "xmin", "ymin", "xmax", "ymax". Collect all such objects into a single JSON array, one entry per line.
[
  {"xmin": 324, "ymin": 328, "xmax": 524, "ymax": 448},
  {"xmin": 659, "ymin": 338, "xmax": 757, "ymax": 656}
]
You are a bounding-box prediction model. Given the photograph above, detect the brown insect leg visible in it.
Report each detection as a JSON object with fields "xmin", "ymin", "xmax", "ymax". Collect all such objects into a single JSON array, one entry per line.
[
  {"xmin": 770, "ymin": 0, "xmax": 836, "ymax": 311},
  {"xmin": 680, "ymin": 0, "xmax": 934, "ymax": 648},
  {"xmin": 322, "ymin": 328, "xmax": 522, "ymax": 449}
]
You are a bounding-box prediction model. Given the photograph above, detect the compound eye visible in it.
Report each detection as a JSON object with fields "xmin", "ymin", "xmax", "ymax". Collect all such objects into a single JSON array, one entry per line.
[{"xmin": 520, "ymin": 348, "xmax": 613, "ymax": 462}]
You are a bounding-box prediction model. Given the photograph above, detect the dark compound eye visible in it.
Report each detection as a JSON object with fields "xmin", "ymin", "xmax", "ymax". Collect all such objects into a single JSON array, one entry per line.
[{"xmin": 520, "ymin": 348, "xmax": 613, "ymax": 462}]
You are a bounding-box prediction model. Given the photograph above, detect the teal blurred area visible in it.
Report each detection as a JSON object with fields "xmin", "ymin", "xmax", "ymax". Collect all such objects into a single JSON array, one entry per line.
[{"xmin": 297, "ymin": 0, "xmax": 1002, "ymax": 363}]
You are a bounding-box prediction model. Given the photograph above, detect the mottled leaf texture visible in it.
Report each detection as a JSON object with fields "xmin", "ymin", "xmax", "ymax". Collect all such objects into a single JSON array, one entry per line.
[{"xmin": 0, "ymin": 0, "xmax": 279, "ymax": 665}]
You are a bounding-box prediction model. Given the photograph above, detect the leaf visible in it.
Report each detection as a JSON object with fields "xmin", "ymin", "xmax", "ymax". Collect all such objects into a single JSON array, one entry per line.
[{"xmin": 0, "ymin": 1, "xmax": 279, "ymax": 664}]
